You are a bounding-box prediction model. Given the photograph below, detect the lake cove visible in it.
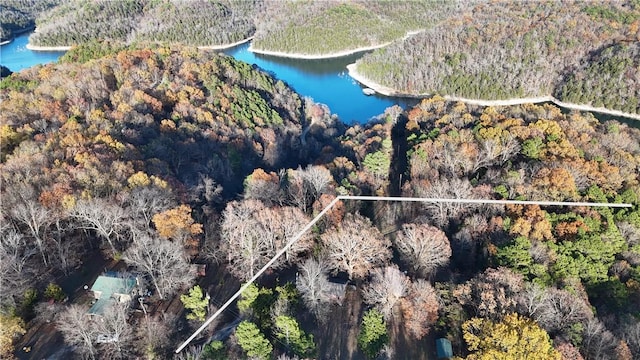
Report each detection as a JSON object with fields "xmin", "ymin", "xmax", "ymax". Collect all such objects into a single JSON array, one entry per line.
[
  {"xmin": 1, "ymin": 32, "xmax": 638, "ymax": 128},
  {"xmin": 0, "ymin": 33, "xmax": 414, "ymax": 125}
]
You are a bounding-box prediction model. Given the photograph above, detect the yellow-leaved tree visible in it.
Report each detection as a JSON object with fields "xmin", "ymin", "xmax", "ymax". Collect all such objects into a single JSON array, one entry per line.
[
  {"xmin": 152, "ymin": 205, "xmax": 203, "ymax": 241},
  {"xmin": 0, "ymin": 312, "xmax": 26, "ymax": 359},
  {"xmin": 461, "ymin": 313, "xmax": 560, "ymax": 360}
]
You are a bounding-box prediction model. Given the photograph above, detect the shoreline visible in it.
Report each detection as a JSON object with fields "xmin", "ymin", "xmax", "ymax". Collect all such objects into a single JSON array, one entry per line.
[
  {"xmin": 347, "ymin": 63, "xmax": 640, "ymax": 121},
  {"xmin": 25, "ymin": 36, "xmax": 254, "ymax": 53},
  {"xmin": 249, "ymin": 42, "xmax": 392, "ymax": 60},
  {"xmin": 248, "ymin": 29, "xmax": 424, "ymax": 60},
  {"xmin": 197, "ymin": 36, "xmax": 253, "ymax": 50},
  {"xmin": 26, "ymin": 43, "xmax": 72, "ymax": 51}
]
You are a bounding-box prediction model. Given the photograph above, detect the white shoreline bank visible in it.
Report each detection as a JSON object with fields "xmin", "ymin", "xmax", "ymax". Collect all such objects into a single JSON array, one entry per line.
[
  {"xmin": 249, "ymin": 29, "xmax": 424, "ymax": 60},
  {"xmin": 26, "ymin": 37, "xmax": 254, "ymax": 52},
  {"xmin": 347, "ymin": 64, "xmax": 640, "ymax": 121},
  {"xmin": 26, "ymin": 43, "xmax": 72, "ymax": 51},
  {"xmin": 197, "ymin": 36, "xmax": 253, "ymax": 50}
]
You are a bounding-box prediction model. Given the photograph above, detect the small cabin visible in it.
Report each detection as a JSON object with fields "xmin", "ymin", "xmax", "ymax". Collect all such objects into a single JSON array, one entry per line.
[{"xmin": 88, "ymin": 274, "xmax": 138, "ymax": 316}]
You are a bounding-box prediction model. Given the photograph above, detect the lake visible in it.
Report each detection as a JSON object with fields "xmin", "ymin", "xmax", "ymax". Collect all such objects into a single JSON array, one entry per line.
[
  {"xmin": 0, "ymin": 32, "xmax": 415, "ymax": 124},
  {"xmin": 0, "ymin": 32, "xmax": 64, "ymax": 72},
  {"xmin": 2, "ymin": 33, "xmax": 638, "ymax": 128}
]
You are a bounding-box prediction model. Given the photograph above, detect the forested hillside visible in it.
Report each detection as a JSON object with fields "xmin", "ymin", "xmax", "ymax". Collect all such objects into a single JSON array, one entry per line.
[
  {"xmin": 0, "ymin": 45, "xmax": 347, "ymax": 358},
  {"xmin": 250, "ymin": 0, "xmax": 456, "ymax": 55},
  {"xmin": 396, "ymin": 96, "xmax": 640, "ymax": 359},
  {"xmin": 355, "ymin": 0, "xmax": 640, "ymax": 114},
  {"xmin": 556, "ymin": 42, "xmax": 640, "ymax": 114},
  {"xmin": 2, "ymin": 43, "xmax": 639, "ymax": 357},
  {"xmin": 0, "ymin": 0, "xmax": 59, "ymax": 41},
  {"xmin": 29, "ymin": 0, "xmax": 258, "ymax": 47},
  {"xmin": 27, "ymin": 0, "xmax": 456, "ymax": 54}
]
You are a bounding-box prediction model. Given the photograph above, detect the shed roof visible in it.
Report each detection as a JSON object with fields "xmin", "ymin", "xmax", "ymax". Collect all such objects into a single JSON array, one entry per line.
[{"xmin": 436, "ymin": 338, "xmax": 453, "ymax": 359}]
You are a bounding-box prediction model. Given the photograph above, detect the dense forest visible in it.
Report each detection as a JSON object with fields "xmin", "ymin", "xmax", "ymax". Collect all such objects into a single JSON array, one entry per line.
[
  {"xmin": 22, "ymin": 0, "xmax": 640, "ymax": 116},
  {"xmin": 0, "ymin": 0, "xmax": 59, "ymax": 41},
  {"xmin": 1, "ymin": 41, "xmax": 640, "ymax": 359},
  {"xmin": 355, "ymin": 0, "xmax": 640, "ymax": 114},
  {"xmin": 3, "ymin": 1, "xmax": 640, "ymax": 359},
  {"xmin": 250, "ymin": 0, "xmax": 456, "ymax": 55},
  {"xmin": 27, "ymin": 0, "xmax": 455, "ymax": 53},
  {"xmin": 29, "ymin": 0, "xmax": 259, "ymax": 47},
  {"xmin": 399, "ymin": 97, "xmax": 640, "ymax": 359}
]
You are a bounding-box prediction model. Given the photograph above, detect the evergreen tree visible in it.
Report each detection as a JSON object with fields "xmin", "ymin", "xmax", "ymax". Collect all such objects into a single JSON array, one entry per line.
[
  {"xmin": 235, "ymin": 321, "xmax": 272, "ymax": 360},
  {"xmin": 357, "ymin": 309, "xmax": 388, "ymax": 359},
  {"xmin": 180, "ymin": 285, "xmax": 209, "ymax": 321}
]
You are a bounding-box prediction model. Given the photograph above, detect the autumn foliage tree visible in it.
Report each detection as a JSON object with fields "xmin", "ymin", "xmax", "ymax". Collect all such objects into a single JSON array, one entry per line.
[
  {"xmin": 462, "ymin": 313, "xmax": 561, "ymax": 360},
  {"xmin": 0, "ymin": 312, "xmax": 25, "ymax": 359},
  {"xmin": 400, "ymin": 279, "xmax": 439, "ymax": 339}
]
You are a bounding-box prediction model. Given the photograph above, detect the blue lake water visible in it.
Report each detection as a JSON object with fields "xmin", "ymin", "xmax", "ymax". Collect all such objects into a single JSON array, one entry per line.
[
  {"xmin": 0, "ymin": 32, "xmax": 415, "ymax": 124},
  {"xmin": 222, "ymin": 43, "xmax": 417, "ymax": 123},
  {"xmin": 0, "ymin": 32, "xmax": 64, "ymax": 72},
  {"xmin": 2, "ymin": 33, "xmax": 637, "ymax": 128}
]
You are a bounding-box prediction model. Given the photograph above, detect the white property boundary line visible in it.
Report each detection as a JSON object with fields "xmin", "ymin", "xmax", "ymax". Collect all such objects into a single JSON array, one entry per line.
[{"xmin": 175, "ymin": 195, "xmax": 632, "ymax": 353}]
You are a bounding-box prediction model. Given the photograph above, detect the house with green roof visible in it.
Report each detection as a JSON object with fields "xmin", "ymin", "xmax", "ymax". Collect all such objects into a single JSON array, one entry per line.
[{"xmin": 88, "ymin": 274, "xmax": 138, "ymax": 316}]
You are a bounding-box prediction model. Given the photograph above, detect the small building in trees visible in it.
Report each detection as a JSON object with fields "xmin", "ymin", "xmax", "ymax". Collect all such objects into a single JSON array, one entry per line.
[
  {"xmin": 326, "ymin": 278, "xmax": 351, "ymax": 305},
  {"xmin": 436, "ymin": 338, "xmax": 453, "ymax": 359},
  {"xmin": 88, "ymin": 273, "xmax": 138, "ymax": 316}
]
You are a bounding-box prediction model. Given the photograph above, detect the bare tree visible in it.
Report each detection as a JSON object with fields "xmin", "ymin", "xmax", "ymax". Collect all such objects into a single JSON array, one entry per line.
[
  {"xmin": 412, "ymin": 177, "xmax": 477, "ymax": 227},
  {"xmin": 122, "ymin": 231, "xmax": 193, "ymax": 300},
  {"xmin": 473, "ymin": 135, "xmax": 520, "ymax": 172},
  {"xmin": 320, "ymin": 213, "xmax": 392, "ymax": 280},
  {"xmin": 220, "ymin": 200, "xmax": 313, "ymax": 281},
  {"xmin": 582, "ymin": 319, "xmax": 618, "ymax": 360},
  {"xmin": 220, "ymin": 200, "xmax": 272, "ymax": 281},
  {"xmin": 296, "ymin": 258, "xmax": 332, "ymax": 319},
  {"xmin": 297, "ymin": 165, "xmax": 333, "ymax": 201},
  {"xmin": 519, "ymin": 286, "xmax": 592, "ymax": 337},
  {"xmin": 394, "ymin": 223, "xmax": 451, "ymax": 278},
  {"xmin": 621, "ymin": 320, "xmax": 640, "ymax": 359},
  {"xmin": 136, "ymin": 312, "xmax": 178, "ymax": 358},
  {"xmin": 48, "ymin": 217, "xmax": 79, "ymax": 275},
  {"xmin": 287, "ymin": 165, "xmax": 334, "ymax": 211},
  {"xmin": 95, "ymin": 303, "xmax": 134, "ymax": 359},
  {"xmin": 253, "ymin": 205, "xmax": 312, "ymax": 264},
  {"xmin": 0, "ymin": 227, "xmax": 36, "ymax": 305},
  {"xmin": 70, "ymin": 198, "xmax": 129, "ymax": 253},
  {"xmin": 125, "ymin": 185, "xmax": 175, "ymax": 231},
  {"xmin": 453, "ymin": 267, "xmax": 524, "ymax": 320},
  {"xmin": 5, "ymin": 185, "xmax": 53, "ymax": 265},
  {"xmin": 362, "ymin": 266, "xmax": 410, "ymax": 320},
  {"xmin": 400, "ymin": 279, "xmax": 439, "ymax": 339},
  {"xmin": 190, "ymin": 174, "xmax": 223, "ymax": 205},
  {"xmin": 57, "ymin": 304, "xmax": 99, "ymax": 360}
]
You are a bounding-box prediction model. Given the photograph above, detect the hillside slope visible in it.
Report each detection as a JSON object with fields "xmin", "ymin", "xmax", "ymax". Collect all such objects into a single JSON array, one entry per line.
[{"xmin": 355, "ymin": 1, "xmax": 640, "ymax": 114}]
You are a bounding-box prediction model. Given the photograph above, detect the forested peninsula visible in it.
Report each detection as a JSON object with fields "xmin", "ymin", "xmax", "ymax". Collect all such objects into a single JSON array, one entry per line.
[
  {"xmin": 355, "ymin": 1, "xmax": 640, "ymax": 116},
  {"xmin": 22, "ymin": 0, "xmax": 640, "ymax": 118},
  {"xmin": 0, "ymin": 0, "xmax": 59, "ymax": 42},
  {"xmin": 29, "ymin": 0, "xmax": 258, "ymax": 48}
]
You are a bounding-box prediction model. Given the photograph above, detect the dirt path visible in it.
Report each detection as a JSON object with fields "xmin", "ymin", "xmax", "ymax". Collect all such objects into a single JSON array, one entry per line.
[
  {"xmin": 388, "ymin": 305, "xmax": 435, "ymax": 360},
  {"xmin": 316, "ymin": 286, "xmax": 364, "ymax": 360}
]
